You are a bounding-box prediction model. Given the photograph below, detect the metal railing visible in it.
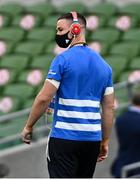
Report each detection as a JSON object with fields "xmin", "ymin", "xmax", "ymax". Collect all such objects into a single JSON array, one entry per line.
[{"xmin": 121, "ymin": 162, "xmax": 140, "ymax": 178}]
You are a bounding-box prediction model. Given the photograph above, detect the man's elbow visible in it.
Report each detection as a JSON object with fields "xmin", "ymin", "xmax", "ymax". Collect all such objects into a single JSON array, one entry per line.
[{"xmin": 36, "ymin": 94, "xmax": 52, "ymax": 104}]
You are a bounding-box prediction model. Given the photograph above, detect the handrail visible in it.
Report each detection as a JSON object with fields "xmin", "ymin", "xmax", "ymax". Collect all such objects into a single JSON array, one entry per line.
[
  {"xmin": 0, "ymin": 108, "xmax": 30, "ymax": 123},
  {"xmin": 0, "ymin": 124, "xmax": 51, "ymax": 145},
  {"xmin": 121, "ymin": 162, "xmax": 140, "ymax": 178}
]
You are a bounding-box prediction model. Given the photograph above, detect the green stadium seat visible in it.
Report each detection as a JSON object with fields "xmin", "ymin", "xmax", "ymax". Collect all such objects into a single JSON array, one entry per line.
[
  {"xmin": 22, "ymin": 98, "xmax": 34, "ymax": 108},
  {"xmin": 110, "ymin": 42, "xmax": 139, "ymax": 59},
  {"xmin": 123, "ymin": 29, "xmax": 140, "ymax": 42},
  {"xmin": 44, "ymin": 15, "xmax": 58, "ymax": 28},
  {"xmin": 57, "ymin": 2, "xmax": 87, "ymax": 14},
  {"xmin": 26, "ymin": 3, "xmax": 54, "ymax": 18},
  {"xmin": 129, "ymin": 57, "xmax": 140, "ymax": 70},
  {"xmin": 120, "ymin": 4, "xmax": 140, "ymax": 17},
  {"xmin": 3, "ymin": 83, "xmax": 35, "ymax": 99},
  {"xmin": 94, "ymin": 16, "xmax": 107, "ymax": 28},
  {"xmin": 89, "ymin": 41, "xmax": 110, "ymax": 56},
  {"xmin": 0, "ymin": 54, "xmax": 29, "ymax": 71},
  {"xmin": 90, "ymin": 3, "xmax": 117, "ymax": 17},
  {"xmin": 17, "ymin": 69, "xmax": 46, "ymax": 87},
  {"xmin": 15, "ymin": 41, "xmax": 46, "ymax": 57},
  {"xmin": 45, "ymin": 43, "xmax": 55, "ymax": 54},
  {"xmin": 12, "ymin": 15, "xmax": 42, "ymax": 27},
  {"xmin": 0, "ymin": 3, "xmax": 23, "ymax": 17},
  {"xmin": 0, "ymin": 15, "xmax": 11, "ymax": 27},
  {"xmin": 86, "ymin": 15, "xmax": 107, "ymax": 33},
  {"xmin": 0, "ymin": 117, "xmax": 25, "ymax": 138},
  {"xmin": 115, "ymin": 88, "xmax": 129, "ymax": 104},
  {"xmin": 27, "ymin": 28, "xmax": 55, "ymax": 43},
  {"xmin": 108, "ymin": 16, "xmax": 138, "ymax": 29},
  {"xmin": 0, "ymin": 69, "xmax": 17, "ymax": 84},
  {"xmin": 119, "ymin": 71, "xmax": 132, "ymax": 82},
  {"xmin": 90, "ymin": 29, "xmax": 120, "ymax": 44},
  {"xmin": 0, "ymin": 96, "xmax": 21, "ymax": 113},
  {"xmin": 0, "ymin": 41, "xmax": 15, "ymax": 54},
  {"xmin": 30, "ymin": 55, "xmax": 53, "ymax": 70},
  {"xmin": 105, "ymin": 55, "xmax": 128, "ymax": 81},
  {"xmin": 0, "ymin": 28, "xmax": 24, "ymax": 42}
]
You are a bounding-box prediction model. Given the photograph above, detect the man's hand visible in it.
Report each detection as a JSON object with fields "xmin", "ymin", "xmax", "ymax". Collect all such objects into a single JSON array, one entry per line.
[
  {"xmin": 22, "ymin": 126, "xmax": 33, "ymax": 144},
  {"xmin": 97, "ymin": 141, "xmax": 109, "ymax": 162}
]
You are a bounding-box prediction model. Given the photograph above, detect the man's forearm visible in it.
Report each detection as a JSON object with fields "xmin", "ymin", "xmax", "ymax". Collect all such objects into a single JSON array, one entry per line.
[
  {"xmin": 101, "ymin": 107, "xmax": 114, "ymax": 143},
  {"xmin": 25, "ymin": 95, "xmax": 51, "ymax": 129}
]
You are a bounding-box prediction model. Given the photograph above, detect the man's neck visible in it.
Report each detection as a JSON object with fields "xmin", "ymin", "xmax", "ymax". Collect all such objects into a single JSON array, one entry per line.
[{"xmin": 70, "ymin": 35, "xmax": 86, "ymax": 47}]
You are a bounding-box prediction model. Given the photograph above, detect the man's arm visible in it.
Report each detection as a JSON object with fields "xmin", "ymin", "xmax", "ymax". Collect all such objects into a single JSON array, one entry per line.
[
  {"xmin": 97, "ymin": 92, "xmax": 115, "ymax": 162},
  {"xmin": 22, "ymin": 80, "xmax": 57, "ymax": 144}
]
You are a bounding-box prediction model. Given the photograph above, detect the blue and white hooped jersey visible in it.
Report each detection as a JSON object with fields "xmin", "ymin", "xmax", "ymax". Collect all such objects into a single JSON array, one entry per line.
[{"xmin": 47, "ymin": 45, "xmax": 114, "ymax": 141}]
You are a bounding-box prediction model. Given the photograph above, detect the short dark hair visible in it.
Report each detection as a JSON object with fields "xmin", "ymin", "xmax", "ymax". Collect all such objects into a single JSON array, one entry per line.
[
  {"xmin": 132, "ymin": 92, "xmax": 140, "ymax": 105},
  {"xmin": 58, "ymin": 12, "xmax": 87, "ymax": 28}
]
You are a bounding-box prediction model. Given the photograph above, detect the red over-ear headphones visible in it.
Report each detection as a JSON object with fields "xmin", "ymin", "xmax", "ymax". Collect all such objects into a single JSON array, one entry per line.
[{"xmin": 70, "ymin": 11, "xmax": 81, "ymax": 36}]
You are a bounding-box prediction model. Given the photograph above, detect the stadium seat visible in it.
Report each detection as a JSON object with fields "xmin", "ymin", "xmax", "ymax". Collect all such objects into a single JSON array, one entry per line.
[
  {"xmin": 105, "ymin": 55, "xmax": 128, "ymax": 81},
  {"xmin": 88, "ymin": 41, "xmax": 110, "ymax": 56},
  {"xmin": 119, "ymin": 71, "xmax": 132, "ymax": 82},
  {"xmin": 57, "ymin": 2, "xmax": 87, "ymax": 14},
  {"xmin": 0, "ymin": 69, "xmax": 17, "ymax": 85},
  {"xmin": 3, "ymin": 83, "xmax": 35, "ymax": 99},
  {"xmin": 0, "ymin": 96, "xmax": 21, "ymax": 113},
  {"xmin": 26, "ymin": 3, "xmax": 54, "ymax": 18},
  {"xmin": 0, "ymin": 3, "xmax": 23, "ymax": 17},
  {"xmin": 90, "ymin": 29, "xmax": 120, "ymax": 44},
  {"xmin": 120, "ymin": 4, "xmax": 140, "ymax": 17},
  {"xmin": 86, "ymin": 15, "xmax": 107, "ymax": 31},
  {"xmin": 0, "ymin": 41, "xmax": 15, "ymax": 55},
  {"xmin": 22, "ymin": 98, "xmax": 34, "ymax": 109},
  {"xmin": 0, "ymin": 54, "xmax": 30, "ymax": 71},
  {"xmin": 115, "ymin": 88, "xmax": 129, "ymax": 104},
  {"xmin": 90, "ymin": 3, "xmax": 117, "ymax": 17},
  {"xmin": 0, "ymin": 15, "xmax": 11, "ymax": 27},
  {"xmin": 15, "ymin": 41, "xmax": 46, "ymax": 57},
  {"xmin": 129, "ymin": 57, "xmax": 140, "ymax": 70},
  {"xmin": 30, "ymin": 55, "xmax": 53, "ymax": 70},
  {"xmin": 0, "ymin": 28, "xmax": 24, "ymax": 42},
  {"xmin": 12, "ymin": 15, "xmax": 42, "ymax": 28},
  {"xmin": 108, "ymin": 16, "xmax": 138, "ymax": 30},
  {"xmin": 45, "ymin": 43, "xmax": 56, "ymax": 54},
  {"xmin": 110, "ymin": 42, "xmax": 139, "ymax": 59},
  {"xmin": 44, "ymin": 15, "xmax": 58, "ymax": 28},
  {"xmin": 27, "ymin": 28, "xmax": 55, "ymax": 43},
  {"xmin": 0, "ymin": 117, "xmax": 25, "ymax": 139},
  {"xmin": 17, "ymin": 69, "xmax": 46, "ymax": 86},
  {"xmin": 123, "ymin": 29, "xmax": 140, "ymax": 42}
]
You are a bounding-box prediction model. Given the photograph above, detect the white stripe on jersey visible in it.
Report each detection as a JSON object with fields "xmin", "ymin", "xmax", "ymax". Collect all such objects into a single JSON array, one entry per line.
[
  {"xmin": 57, "ymin": 110, "xmax": 101, "ymax": 119},
  {"xmin": 59, "ymin": 98, "xmax": 100, "ymax": 107},
  {"xmin": 55, "ymin": 122, "xmax": 101, "ymax": 131}
]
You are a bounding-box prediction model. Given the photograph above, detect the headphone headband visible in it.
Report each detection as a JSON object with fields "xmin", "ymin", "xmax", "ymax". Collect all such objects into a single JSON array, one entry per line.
[{"xmin": 71, "ymin": 11, "xmax": 78, "ymax": 22}]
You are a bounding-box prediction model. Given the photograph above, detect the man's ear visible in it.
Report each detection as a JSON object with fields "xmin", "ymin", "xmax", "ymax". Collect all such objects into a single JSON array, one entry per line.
[{"xmin": 68, "ymin": 31, "xmax": 73, "ymax": 39}]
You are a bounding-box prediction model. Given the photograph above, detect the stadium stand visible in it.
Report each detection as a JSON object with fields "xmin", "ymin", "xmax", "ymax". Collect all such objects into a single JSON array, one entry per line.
[
  {"xmin": 0, "ymin": 1, "xmax": 140, "ymax": 153},
  {"xmin": 0, "ymin": 1, "xmax": 140, "ymax": 178}
]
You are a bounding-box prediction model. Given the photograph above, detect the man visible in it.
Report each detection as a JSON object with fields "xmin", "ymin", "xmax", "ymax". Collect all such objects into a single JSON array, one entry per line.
[
  {"xmin": 111, "ymin": 92, "xmax": 140, "ymax": 178},
  {"xmin": 22, "ymin": 12, "xmax": 115, "ymax": 178}
]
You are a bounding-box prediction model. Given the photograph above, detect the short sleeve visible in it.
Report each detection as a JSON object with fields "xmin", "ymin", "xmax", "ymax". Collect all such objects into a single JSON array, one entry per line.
[
  {"xmin": 46, "ymin": 55, "xmax": 66, "ymax": 82},
  {"xmin": 104, "ymin": 68, "xmax": 114, "ymax": 96}
]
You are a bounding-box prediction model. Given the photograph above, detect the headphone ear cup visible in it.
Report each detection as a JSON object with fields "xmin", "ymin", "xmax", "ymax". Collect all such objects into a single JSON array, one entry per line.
[{"xmin": 70, "ymin": 23, "xmax": 81, "ymax": 35}]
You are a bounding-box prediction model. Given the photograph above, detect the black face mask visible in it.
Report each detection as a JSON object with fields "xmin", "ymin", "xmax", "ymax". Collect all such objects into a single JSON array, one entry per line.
[{"xmin": 55, "ymin": 31, "xmax": 73, "ymax": 48}]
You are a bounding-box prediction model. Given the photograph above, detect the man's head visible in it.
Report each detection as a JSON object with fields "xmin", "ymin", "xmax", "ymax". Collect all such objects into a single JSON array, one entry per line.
[
  {"xmin": 55, "ymin": 12, "xmax": 87, "ymax": 48},
  {"xmin": 132, "ymin": 92, "xmax": 140, "ymax": 107}
]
